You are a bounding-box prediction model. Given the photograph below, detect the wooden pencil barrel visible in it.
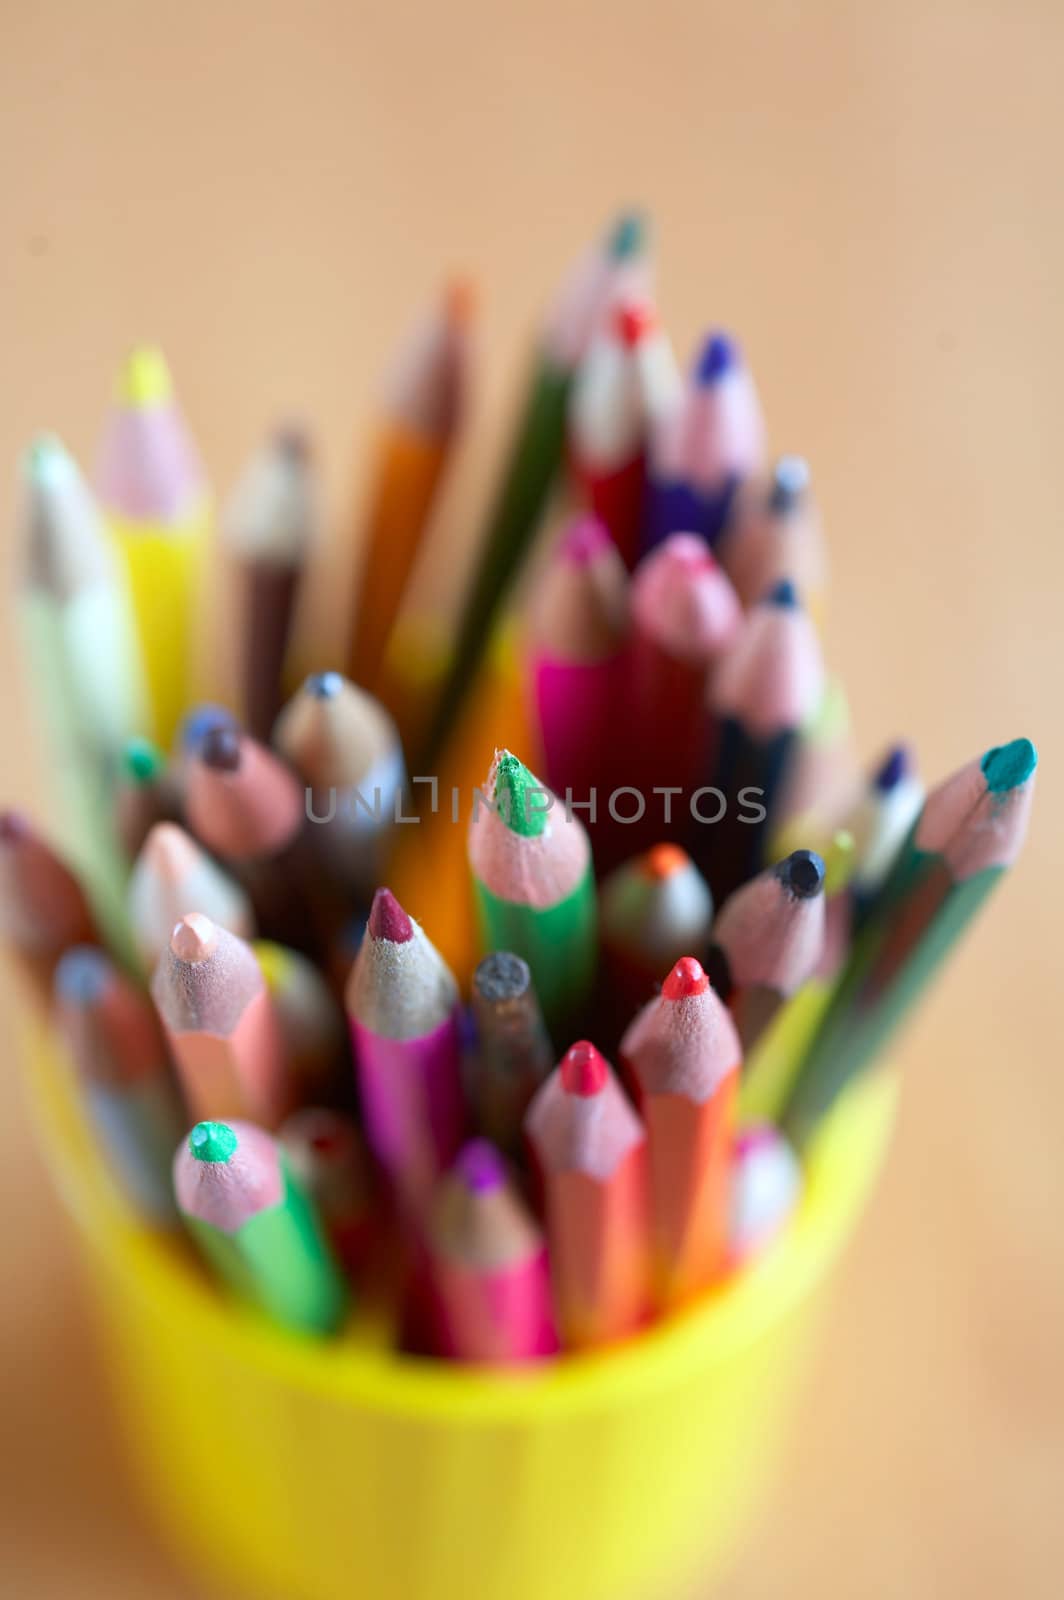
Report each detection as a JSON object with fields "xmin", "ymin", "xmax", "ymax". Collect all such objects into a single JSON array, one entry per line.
[{"xmin": 27, "ymin": 1021, "xmax": 895, "ymax": 1600}]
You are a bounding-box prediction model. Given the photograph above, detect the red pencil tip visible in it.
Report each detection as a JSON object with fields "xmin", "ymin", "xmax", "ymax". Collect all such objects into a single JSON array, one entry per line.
[
  {"xmin": 561, "ymin": 1040, "xmax": 608, "ymax": 1096},
  {"xmin": 368, "ymin": 887, "xmax": 413, "ymax": 944},
  {"xmin": 614, "ymin": 299, "xmax": 655, "ymax": 348},
  {"xmin": 663, "ymin": 957, "xmax": 709, "ymax": 999}
]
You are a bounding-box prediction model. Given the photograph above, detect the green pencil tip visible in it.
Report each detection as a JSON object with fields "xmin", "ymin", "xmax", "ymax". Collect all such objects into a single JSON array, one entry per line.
[
  {"xmin": 189, "ymin": 1122, "xmax": 238, "ymax": 1164},
  {"xmin": 493, "ymin": 751, "xmax": 550, "ymax": 838},
  {"xmin": 122, "ymin": 737, "xmax": 164, "ymax": 784},
  {"xmin": 606, "ymin": 211, "xmax": 646, "ymax": 262},
  {"xmin": 981, "ymin": 737, "xmax": 1037, "ymax": 794}
]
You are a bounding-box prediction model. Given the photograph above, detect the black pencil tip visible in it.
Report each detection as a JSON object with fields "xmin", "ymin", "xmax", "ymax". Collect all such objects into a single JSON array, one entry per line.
[{"xmin": 776, "ymin": 849, "xmax": 825, "ymax": 899}]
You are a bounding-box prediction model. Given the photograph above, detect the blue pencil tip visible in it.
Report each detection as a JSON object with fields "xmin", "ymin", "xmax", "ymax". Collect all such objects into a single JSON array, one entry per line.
[
  {"xmin": 305, "ymin": 672, "xmax": 344, "ymax": 700},
  {"xmin": 763, "ymin": 578, "xmax": 799, "ymax": 609},
  {"xmin": 694, "ymin": 333, "xmax": 738, "ymax": 386},
  {"xmin": 874, "ymin": 744, "xmax": 911, "ymax": 793},
  {"xmin": 776, "ymin": 849, "xmax": 825, "ymax": 900},
  {"xmin": 769, "ymin": 456, "xmax": 810, "ymax": 513},
  {"xmin": 180, "ymin": 703, "xmax": 236, "ymax": 752},
  {"xmin": 55, "ymin": 946, "xmax": 112, "ymax": 1005}
]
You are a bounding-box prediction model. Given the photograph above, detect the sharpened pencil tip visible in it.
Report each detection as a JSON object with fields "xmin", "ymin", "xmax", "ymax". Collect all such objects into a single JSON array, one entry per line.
[
  {"xmin": 776, "ymin": 849, "xmax": 825, "ymax": 900},
  {"xmin": 171, "ymin": 913, "xmax": 217, "ymax": 963},
  {"xmin": 606, "ymin": 211, "xmax": 646, "ymax": 262},
  {"xmin": 641, "ymin": 843, "xmax": 689, "ymax": 881},
  {"xmin": 491, "ymin": 751, "xmax": 549, "ymax": 839},
  {"xmin": 201, "ymin": 725, "xmax": 242, "ymax": 773},
  {"xmin": 189, "ymin": 1121, "xmax": 238, "ymax": 1164},
  {"xmin": 561, "ymin": 1041, "xmax": 608, "ymax": 1097},
  {"xmin": 0, "ymin": 810, "xmax": 29, "ymax": 844},
  {"xmin": 663, "ymin": 956, "xmax": 709, "ymax": 999},
  {"xmin": 981, "ymin": 738, "xmax": 1037, "ymax": 794},
  {"xmin": 874, "ymin": 744, "xmax": 912, "ymax": 793},
  {"xmin": 473, "ymin": 950, "xmax": 531, "ymax": 1003},
  {"xmin": 769, "ymin": 456, "xmax": 810, "ymax": 513},
  {"xmin": 559, "ymin": 515, "xmax": 611, "ymax": 566},
  {"xmin": 614, "ymin": 299, "xmax": 655, "ymax": 348},
  {"xmin": 694, "ymin": 332, "xmax": 737, "ymax": 385},
  {"xmin": 54, "ymin": 946, "xmax": 111, "ymax": 1005},
  {"xmin": 122, "ymin": 737, "xmax": 165, "ymax": 785},
  {"xmin": 455, "ymin": 1140, "xmax": 507, "ymax": 1194},
  {"xmin": 116, "ymin": 345, "xmax": 173, "ymax": 408},
  {"xmin": 179, "ymin": 703, "xmax": 237, "ymax": 753},
  {"xmin": 24, "ymin": 434, "xmax": 74, "ymax": 486},
  {"xmin": 764, "ymin": 577, "xmax": 799, "ymax": 609},
  {"xmin": 367, "ymin": 887, "xmax": 413, "ymax": 945},
  {"xmin": 305, "ymin": 671, "xmax": 344, "ymax": 700}
]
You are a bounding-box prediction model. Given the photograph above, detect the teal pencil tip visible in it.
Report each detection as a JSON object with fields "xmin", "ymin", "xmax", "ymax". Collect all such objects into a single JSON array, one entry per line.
[
  {"xmin": 606, "ymin": 211, "xmax": 646, "ymax": 261},
  {"xmin": 189, "ymin": 1122, "xmax": 238, "ymax": 1164},
  {"xmin": 122, "ymin": 737, "xmax": 165, "ymax": 784},
  {"xmin": 492, "ymin": 750, "xmax": 549, "ymax": 838},
  {"xmin": 981, "ymin": 738, "xmax": 1037, "ymax": 794}
]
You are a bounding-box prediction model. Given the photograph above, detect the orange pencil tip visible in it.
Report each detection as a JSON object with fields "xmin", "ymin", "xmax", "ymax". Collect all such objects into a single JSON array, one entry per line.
[
  {"xmin": 640, "ymin": 843, "xmax": 689, "ymax": 881},
  {"xmin": 663, "ymin": 957, "xmax": 709, "ymax": 1000},
  {"xmin": 444, "ymin": 277, "xmax": 476, "ymax": 325}
]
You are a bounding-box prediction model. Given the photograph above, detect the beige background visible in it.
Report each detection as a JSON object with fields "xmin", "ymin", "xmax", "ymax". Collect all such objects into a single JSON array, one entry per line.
[{"xmin": 2, "ymin": 2, "xmax": 1063, "ymax": 1596}]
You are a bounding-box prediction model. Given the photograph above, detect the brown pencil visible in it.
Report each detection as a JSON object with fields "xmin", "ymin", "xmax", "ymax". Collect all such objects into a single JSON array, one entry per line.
[
  {"xmin": 0, "ymin": 811, "xmax": 98, "ymax": 996},
  {"xmin": 151, "ymin": 912, "xmax": 291, "ymax": 1127}
]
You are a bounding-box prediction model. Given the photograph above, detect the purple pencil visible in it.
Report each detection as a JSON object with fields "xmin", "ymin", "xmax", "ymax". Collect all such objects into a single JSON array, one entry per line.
[{"xmin": 345, "ymin": 888, "xmax": 466, "ymax": 1209}]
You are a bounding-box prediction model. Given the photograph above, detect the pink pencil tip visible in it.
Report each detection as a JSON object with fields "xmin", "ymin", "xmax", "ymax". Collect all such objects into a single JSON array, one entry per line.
[
  {"xmin": 170, "ymin": 913, "xmax": 217, "ymax": 963},
  {"xmin": 663, "ymin": 957, "xmax": 709, "ymax": 999},
  {"xmin": 367, "ymin": 887, "xmax": 413, "ymax": 944},
  {"xmin": 614, "ymin": 299, "xmax": 655, "ymax": 348},
  {"xmin": 561, "ymin": 1041, "xmax": 608, "ymax": 1097},
  {"xmin": 559, "ymin": 515, "xmax": 611, "ymax": 566},
  {"xmin": 455, "ymin": 1140, "xmax": 506, "ymax": 1194}
]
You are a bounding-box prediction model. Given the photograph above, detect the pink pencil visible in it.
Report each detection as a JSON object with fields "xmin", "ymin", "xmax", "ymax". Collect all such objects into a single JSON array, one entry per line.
[
  {"xmin": 526, "ymin": 515, "xmax": 629, "ymax": 821},
  {"xmin": 620, "ymin": 956, "xmax": 741, "ymax": 1305},
  {"xmin": 151, "ymin": 912, "xmax": 291, "ymax": 1127},
  {"xmin": 629, "ymin": 533, "xmax": 742, "ymax": 830},
  {"xmin": 524, "ymin": 1040, "xmax": 650, "ymax": 1350},
  {"xmin": 427, "ymin": 1140, "xmax": 557, "ymax": 1363},
  {"xmin": 569, "ymin": 298, "xmax": 681, "ymax": 568},
  {"xmin": 345, "ymin": 888, "xmax": 465, "ymax": 1210}
]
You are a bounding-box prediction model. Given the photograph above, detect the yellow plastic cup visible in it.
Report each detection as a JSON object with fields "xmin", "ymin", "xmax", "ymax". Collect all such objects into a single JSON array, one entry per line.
[{"xmin": 26, "ymin": 1016, "xmax": 896, "ymax": 1600}]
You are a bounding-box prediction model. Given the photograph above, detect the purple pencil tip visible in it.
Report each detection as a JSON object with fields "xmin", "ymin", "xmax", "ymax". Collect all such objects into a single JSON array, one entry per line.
[
  {"xmin": 874, "ymin": 744, "xmax": 911, "ymax": 793},
  {"xmin": 455, "ymin": 1140, "xmax": 506, "ymax": 1195}
]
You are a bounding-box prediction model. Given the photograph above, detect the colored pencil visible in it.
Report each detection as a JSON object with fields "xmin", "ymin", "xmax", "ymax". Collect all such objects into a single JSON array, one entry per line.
[
  {"xmin": 470, "ymin": 951, "xmax": 554, "ymax": 1153},
  {"xmin": 224, "ymin": 424, "xmax": 318, "ymax": 741},
  {"xmin": 703, "ymin": 578, "xmax": 825, "ymax": 900},
  {"xmin": 782, "ymin": 738, "xmax": 1037, "ymax": 1148},
  {"xmin": 846, "ymin": 743, "xmax": 925, "ymax": 924},
  {"xmin": 569, "ymin": 296, "xmax": 681, "ymax": 568},
  {"xmin": 629, "ymin": 532, "xmax": 742, "ymax": 821},
  {"xmin": 279, "ymin": 1107, "xmax": 374, "ymax": 1278},
  {"xmin": 468, "ymin": 750, "xmax": 597, "ymax": 1034},
  {"xmin": 96, "ymin": 346, "xmax": 209, "ymax": 748},
  {"xmin": 151, "ymin": 912, "xmax": 290, "ymax": 1128},
  {"xmin": 599, "ymin": 844, "xmax": 715, "ymax": 1024},
  {"xmin": 0, "ymin": 812, "xmax": 98, "ymax": 995},
  {"xmin": 184, "ymin": 721, "xmax": 319, "ymax": 948},
  {"xmin": 273, "ymin": 670, "xmax": 405, "ymax": 898},
  {"xmin": 425, "ymin": 213, "xmax": 648, "ymax": 759},
  {"xmin": 727, "ymin": 1125, "xmax": 802, "ymax": 1271},
  {"xmin": 346, "ymin": 888, "xmax": 466, "ymax": 1208},
  {"xmin": 53, "ymin": 946, "xmax": 183, "ymax": 1223},
  {"xmin": 719, "ymin": 456, "xmax": 828, "ymax": 622},
  {"xmin": 348, "ymin": 281, "xmax": 473, "ymax": 691},
  {"xmin": 174, "ymin": 1119, "xmax": 348, "ymax": 1335},
  {"xmin": 115, "ymin": 738, "xmax": 178, "ymax": 860},
  {"xmin": 525, "ymin": 1040, "xmax": 650, "ymax": 1348},
  {"xmin": 620, "ymin": 956, "xmax": 741, "ymax": 1304},
  {"xmin": 643, "ymin": 331, "xmax": 766, "ymax": 553},
  {"xmin": 254, "ymin": 940, "xmax": 347, "ymax": 1103},
  {"xmin": 427, "ymin": 1140, "xmax": 557, "ymax": 1363},
  {"xmin": 128, "ymin": 822, "xmax": 256, "ymax": 973},
  {"xmin": 525, "ymin": 515, "xmax": 629, "ymax": 818},
  {"xmin": 768, "ymin": 677, "xmax": 859, "ymax": 862},
  {"xmin": 707, "ymin": 849, "xmax": 826, "ymax": 1053}
]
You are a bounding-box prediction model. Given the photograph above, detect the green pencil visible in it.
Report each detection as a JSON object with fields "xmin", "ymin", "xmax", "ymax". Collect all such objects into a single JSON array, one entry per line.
[
  {"xmin": 781, "ymin": 737, "xmax": 1037, "ymax": 1149},
  {"xmin": 424, "ymin": 213, "xmax": 647, "ymax": 759},
  {"xmin": 468, "ymin": 751, "xmax": 597, "ymax": 1036},
  {"xmin": 173, "ymin": 1120, "xmax": 349, "ymax": 1336}
]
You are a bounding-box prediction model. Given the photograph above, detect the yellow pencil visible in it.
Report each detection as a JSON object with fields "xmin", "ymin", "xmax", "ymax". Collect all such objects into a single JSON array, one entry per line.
[{"xmin": 96, "ymin": 346, "xmax": 210, "ymax": 747}]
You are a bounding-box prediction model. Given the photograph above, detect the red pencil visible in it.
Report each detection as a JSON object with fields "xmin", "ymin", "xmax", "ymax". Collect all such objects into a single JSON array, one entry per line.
[
  {"xmin": 569, "ymin": 298, "xmax": 680, "ymax": 568},
  {"xmin": 426, "ymin": 1140, "xmax": 557, "ymax": 1363},
  {"xmin": 620, "ymin": 957, "xmax": 741, "ymax": 1304},
  {"xmin": 524, "ymin": 1040, "xmax": 650, "ymax": 1349}
]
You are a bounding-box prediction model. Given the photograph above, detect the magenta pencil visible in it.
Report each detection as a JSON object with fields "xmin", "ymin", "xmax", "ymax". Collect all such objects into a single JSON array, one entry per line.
[
  {"xmin": 345, "ymin": 888, "xmax": 466, "ymax": 1209},
  {"xmin": 427, "ymin": 1140, "xmax": 557, "ymax": 1363},
  {"xmin": 526, "ymin": 515, "xmax": 629, "ymax": 814},
  {"xmin": 569, "ymin": 298, "xmax": 680, "ymax": 568}
]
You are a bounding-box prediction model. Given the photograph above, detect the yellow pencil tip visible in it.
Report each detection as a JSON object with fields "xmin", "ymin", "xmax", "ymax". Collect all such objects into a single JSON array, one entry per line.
[{"xmin": 116, "ymin": 345, "xmax": 173, "ymax": 408}]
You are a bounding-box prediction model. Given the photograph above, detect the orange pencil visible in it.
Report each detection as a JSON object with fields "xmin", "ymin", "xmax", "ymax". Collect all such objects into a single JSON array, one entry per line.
[
  {"xmin": 348, "ymin": 281, "xmax": 473, "ymax": 692},
  {"xmin": 620, "ymin": 957, "xmax": 741, "ymax": 1305},
  {"xmin": 151, "ymin": 912, "xmax": 291, "ymax": 1128},
  {"xmin": 524, "ymin": 1040, "xmax": 650, "ymax": 1349}
]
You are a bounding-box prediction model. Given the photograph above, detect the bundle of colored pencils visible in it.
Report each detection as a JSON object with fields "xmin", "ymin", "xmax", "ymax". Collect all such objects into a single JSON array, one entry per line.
[{"xmin": 7, "ymin": 213, "xmax": 1037, "ymax": 1362}]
